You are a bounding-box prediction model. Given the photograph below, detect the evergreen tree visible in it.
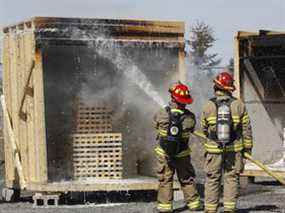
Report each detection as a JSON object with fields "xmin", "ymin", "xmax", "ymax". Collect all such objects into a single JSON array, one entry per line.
[{"xmin": 187, "ymin": 21, "xmax": 221, "ymax": 71}]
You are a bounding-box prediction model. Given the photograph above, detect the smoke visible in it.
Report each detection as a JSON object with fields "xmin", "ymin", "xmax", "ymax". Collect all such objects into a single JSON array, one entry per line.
[
  {"xmin": 96, "ymin": 43, "xmax": 166, "ymax": 107},
  {"xmin": 70, "ymin": 24, "xmax": 215, "ymax": 126},
  {"xmin": 66, "ymin": 26, "xmax": 168, "ymax": 109},
  {"xmin": 185, "ymin": 57, "xmax": 215, "ymax": 117},
  {"xmin": 70, "ymin": 29, "xmax": 179, "ymax": 176},
  {"xmin": 42, "ymin": 25, "xmax": 190, "ymax": 178}
]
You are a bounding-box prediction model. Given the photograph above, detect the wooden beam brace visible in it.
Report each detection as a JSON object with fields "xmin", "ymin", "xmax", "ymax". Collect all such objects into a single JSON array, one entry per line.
[
  {"xmin": 18, "ymin": 60, "xmax": 35, "ymax": 121},
  {"xmin": 243, "ymin": 59, "xmax": 265, "ymax": 99},
  {"xmin": 1, "ymin": 95, "xmax": 27, "ymax": 189}
]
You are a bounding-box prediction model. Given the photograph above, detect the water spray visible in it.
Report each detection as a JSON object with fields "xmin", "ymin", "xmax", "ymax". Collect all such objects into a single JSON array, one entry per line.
[{"xmin": 94, "ymin": 40, "xmax": 167, "ymax": 107}]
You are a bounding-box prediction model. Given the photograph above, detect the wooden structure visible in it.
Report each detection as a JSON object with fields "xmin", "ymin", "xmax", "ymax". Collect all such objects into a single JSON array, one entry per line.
[
  {"xmin": 1, "ymin": 17, "xmax": 185, "ymax": 194},
  {"xmin": 234, "ymin": 31, "xmax": 285, "ymax": 179}
]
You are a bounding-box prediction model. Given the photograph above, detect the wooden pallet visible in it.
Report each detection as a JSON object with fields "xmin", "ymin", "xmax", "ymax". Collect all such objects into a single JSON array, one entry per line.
[
  {"xmin": 72, "ymin": 133, "xmax": 123, "ymax": 179},
  {"xmin": 74, "ymin": 104, "xmax": 113, "ymax": 133}
]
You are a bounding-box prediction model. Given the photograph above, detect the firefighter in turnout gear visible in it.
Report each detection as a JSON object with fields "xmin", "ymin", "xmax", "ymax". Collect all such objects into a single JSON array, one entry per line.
[
  {"xmin": 153, "ymin": 82, "xmax": 201, "ymax": 212},
  {"xmin": 201, "ymin": 71, "xmax": 253, "ymax": 213}
]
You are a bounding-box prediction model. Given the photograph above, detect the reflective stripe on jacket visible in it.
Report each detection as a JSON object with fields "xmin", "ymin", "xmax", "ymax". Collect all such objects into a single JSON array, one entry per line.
[{"xmin": 154, "ymin": 146, "xmax": 191, "ymax": 158}]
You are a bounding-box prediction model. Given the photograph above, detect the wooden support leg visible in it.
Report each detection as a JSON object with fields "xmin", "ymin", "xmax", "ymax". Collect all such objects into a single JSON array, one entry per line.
[{"xmin": 32, "ymin": 193, "xmax": 60, "ymax": 208}]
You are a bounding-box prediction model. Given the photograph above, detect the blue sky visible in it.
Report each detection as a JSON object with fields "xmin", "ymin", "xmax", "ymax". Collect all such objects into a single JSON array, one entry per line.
[{"xmin": 1, "ymin": 0, "xmax": 284, "ymax": 65}]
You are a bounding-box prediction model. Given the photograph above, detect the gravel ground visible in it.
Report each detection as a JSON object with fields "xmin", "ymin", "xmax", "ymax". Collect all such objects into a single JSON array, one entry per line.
[{"xmin": 0, "ymin": 180, "xmax": 284, "ymax": 213}]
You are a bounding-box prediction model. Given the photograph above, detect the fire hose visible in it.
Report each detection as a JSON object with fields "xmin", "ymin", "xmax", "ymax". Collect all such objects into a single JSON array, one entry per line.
[{"xmin": 193, "ymin": 131, "xmax": 285, "ymax": 186}]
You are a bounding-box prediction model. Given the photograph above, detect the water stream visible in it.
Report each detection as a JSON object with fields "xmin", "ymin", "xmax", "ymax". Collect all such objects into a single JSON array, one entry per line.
[{"xmin": 90, "ymin": 38, "xmax": 167, "ymax": 107}]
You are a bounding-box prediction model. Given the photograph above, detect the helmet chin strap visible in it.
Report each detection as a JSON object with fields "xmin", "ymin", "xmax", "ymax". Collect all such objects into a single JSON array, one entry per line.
[
  {"xmin": 214, "ymin": 85, "xmax": 233, "ymax": 95},
  {"xmin": 171, "ymin": 98, "xmax": 186, "ymax": 109}
]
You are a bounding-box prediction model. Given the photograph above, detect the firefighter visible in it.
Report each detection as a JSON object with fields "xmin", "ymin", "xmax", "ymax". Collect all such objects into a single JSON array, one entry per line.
[
  {"xmin": 201, "ymin": 71, "xmax": 253, "ymax": 213},
  {"xmin": 153, "ymin": 82, "xmax": 201, "ymax": 213}
]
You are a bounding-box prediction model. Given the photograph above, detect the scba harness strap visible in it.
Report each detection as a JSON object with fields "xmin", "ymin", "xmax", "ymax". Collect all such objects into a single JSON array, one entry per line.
[
  {"xmin": 159, "ymin": 106, "xmax": 188, "ymax": 157},
  {"xmin": 209, "ymin": 97, "xmax": 239, "ymax": 147}
]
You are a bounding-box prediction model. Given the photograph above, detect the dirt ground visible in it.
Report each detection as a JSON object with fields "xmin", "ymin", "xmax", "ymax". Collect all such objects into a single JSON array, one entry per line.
[{"xmin": 0, "ymin": 178, "xmax": 284, "ymax": 213}]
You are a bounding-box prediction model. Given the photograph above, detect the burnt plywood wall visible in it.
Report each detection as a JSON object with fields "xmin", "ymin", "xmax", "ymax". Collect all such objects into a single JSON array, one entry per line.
[
  {"xmin": 42, "ymin": 44, "xmax": 179, "ymax": 181},
  {"xmin": 236, "ymin": 32, "xmax": 285, "ymax": 163}
]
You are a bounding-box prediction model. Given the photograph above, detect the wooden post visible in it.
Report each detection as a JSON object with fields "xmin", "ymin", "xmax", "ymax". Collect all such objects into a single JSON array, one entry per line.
[
  {"xmin": 16, "ymin": 26, "xmax": 29, "ymax": 186},
  {"xmin": 2, "ymin": 32, "xmax": 15, "ymax": 188},
  {"xmin": 33, "ymin": 48, "xmax": 48, "ymax": 183},
  {"xmin": 233, "ymin": 33, "xmax": 241, "ymax": 100},
  {"xmin": 24, "ymin": 30, "xmax": 37, "ymax": 183}
]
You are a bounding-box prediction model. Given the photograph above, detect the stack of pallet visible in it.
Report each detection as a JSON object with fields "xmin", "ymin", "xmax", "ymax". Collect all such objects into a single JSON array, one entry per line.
[{"xmin": 72, "ymin": 103, "xmax": 123, "ymax": 179}]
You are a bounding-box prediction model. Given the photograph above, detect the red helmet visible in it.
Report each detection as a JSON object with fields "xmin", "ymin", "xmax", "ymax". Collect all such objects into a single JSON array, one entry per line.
[
  {"xmin": 169, "ymin": 82, "xmax": 193, "ymax": 104},
  {"xmin": 214, "ymin": 71, "xmax": 235, "ymax": 91}
]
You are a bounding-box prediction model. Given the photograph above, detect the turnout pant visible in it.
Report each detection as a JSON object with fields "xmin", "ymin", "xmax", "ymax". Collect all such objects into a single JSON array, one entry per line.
[
  {"xmin": 156, "ymin": 154, "xmax": 200, "ymax": 212},
  {"xmin": 204, "ymin": 151, "xmax": 243, "ymax": 213}
]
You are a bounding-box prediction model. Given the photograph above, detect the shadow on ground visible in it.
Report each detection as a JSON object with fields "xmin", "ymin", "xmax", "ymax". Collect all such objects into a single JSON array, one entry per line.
[
  {"xmin": 237, "ymin": 205, "xmax": 281, "ymax": 212},
  {"xmin": 63, "ymin": 190, "xmax": 158, "ymax": 205}
]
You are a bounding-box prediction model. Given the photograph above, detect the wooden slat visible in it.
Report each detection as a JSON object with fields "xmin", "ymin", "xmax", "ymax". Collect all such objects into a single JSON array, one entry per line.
[
  {"xmin": 237, "ymin": 31, "xmax": 285, "ymax": 39},
  {"xmin": 73, "ymin": 162, "xmax": 122, "ymax": 167},
  {"xmin": 21, "ymin": 26, "xmax": 31, "ymax": 182},
  {"xmin": 18, "ymin": 30, "xmax": 29, "ymax": 182},
  {"xmin": 78, "ymin": 105, "xmax": 112, "ymax": 112},
  {"xmin": 73, "ymin": 145, "xmax": 121, "ymax": 149},
  {"xmin": 33, "ymin": 16, "xmax": 184, "ymax": 28},
  {"xmin": 73, "ymin": 147, "xmax": 122, "ymax": 152},
  {"xmin": 9, "ymin": 30, "xmax": 19, "ymax": 187},
  {"xmin": 74, "ymin": 174, "xmax": 122, "ymax": 179},
  {"xmin": 73, "ymin": 140, "xmax": 121, "ymax": 145},
  {"xmin": 25, "ymin": 30, "xmax": 37, "ymax": 182},
  {"xmin": 3, "ymin": 32, "xmax": 15, "ymax": 187},
  {"xmin": 74, "ymin": 167, "xmax": 122, "ymax": 172},
  {"xmin": 73, "ymin": 157, "xmax": 122, "ymax": 162},
  {"xmin": 74, "ymin": 164, "xmax": 122, "ymax": 168},
  {"xmin": 31, "ymin": 17, "xmax": 185, "ymax": 35},
  {"xmin": 75, "ymin": 173, "xmax": 122, "ymax": 176},
  {"xmin": 73, "ymin": 153, "xmax": 122, "ymax": 158},
  {"xmin": 33, "ymin": 48, "xmax": 48, "ymax": 183},
  {"xmin": 72, "ymin": 133, "xmax": 122, "ymax": 140},
  {"xmin": 74, "ymin": 168, "xmax": 122, "ymax": 173},
  {"xmin": 74, "ymin": 172, "xmax": 122, "ymax": 177},
  {"xmin": 25, "ymin": 176, "xmax": 183, "ymax": 192},
  {"xmin": 74, "ymin": 129, "xmax": 113, "ymax": 134},
  {"xmin": 72, "ymin": 142, "xmax": 121, "ymax": 146},
  {"xmin": 73, "ymin": 152, "xmax": 122, "ymax": 157},
  {"xmin": 76, "ymin": 125, "xmax": 112, "ymax": 130},
  {"xmin": 74, "ymin": 164, "xmax": 121, "ymax": 168}
]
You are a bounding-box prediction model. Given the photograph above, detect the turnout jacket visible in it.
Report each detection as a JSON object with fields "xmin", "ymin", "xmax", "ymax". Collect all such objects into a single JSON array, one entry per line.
[
  {"xmin": 201, "ymin": 91, "xmax": 253, "ymax": 154},
  {"xmin": 153, "ymin": 102, "xmax": 196, "ymax": 158}
]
